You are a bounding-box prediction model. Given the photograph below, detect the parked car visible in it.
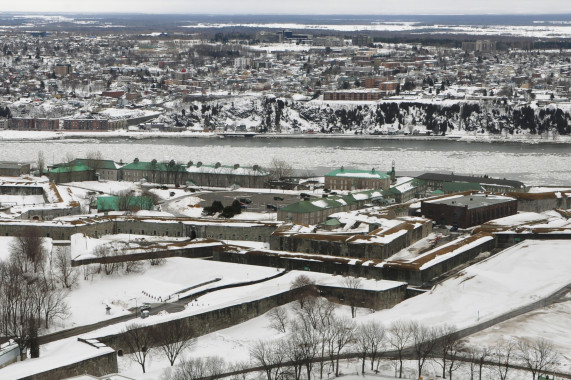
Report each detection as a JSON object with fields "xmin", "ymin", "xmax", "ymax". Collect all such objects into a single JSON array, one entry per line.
[
  {"xmin": 300, "ymin": 193, "xmax": 310, "ymax": 199},
  {"xmin": 273, "ymin": 196, "xmax": 284, "ymax": 201},
  {"xmin": 266, "ymin": 204, "xmax": 278, "ymax": 211},
  {"xmin": 140, "ymin": 303, "xmax": 151, "ymax": 312},
  {"xmin": 239, "ymin": 198, "xmax": 252, "ymax": 204}
]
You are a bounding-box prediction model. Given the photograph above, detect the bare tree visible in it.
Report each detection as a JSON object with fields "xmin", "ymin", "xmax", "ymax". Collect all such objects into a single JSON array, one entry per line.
[
  {"xmin": 388, "ymin": 320, "xmax": 414, "ymax": 378},
  {"xmin": 290, "ymin": 274, "xmax": 318, "ymax": 309},
  {"xmin": 517, "ymin": 338, "xmax": 559, "ymax": 380},
  {"xmin": 37, "ymin": 150, "xmax": 45, "ymax": 176},
  {"xmin": 329, "ymin": 316, "xmax": 355, "ymax": 376},
  {"xmin": 10, "ymin": 227, "xmax": 47, "ymax": 273},
  {"xmin": 341, "ymin": 276, "xmax": 362, "ymax": 318},
  {"xmin": 250, "ymin": 340, "xmax": 286, "ymax": 380},
  {"xmin": 494, "ymin": 339, "xmax": 517, "ymax": 380},
  {"xmin": 163, "ymin": 356, "xmax": 226, "ymax": 380},
  {"xmin": 153, "ymin": 319, "xmax": 196, "ymax": 366},
  {"xmin": 124, "ymin": 257, "xmax": 144, "ymax": 274},
  {"xmin": 289, "ymin": 319, "xmax": 320, "ymax": 380},
  {"xmin": 53, "ymin": 246, "xmax": 78, "ymax": 289},
  {"xmin": 357, "ymin": 320, "xmax": 386, "ymax": 374},
  {"xmin": 94, "ymin": 245, "xmax": 119, "ymax": 275},
  {"xmin": 268, "ymin": 158, "xmax": 294, "ymax": 181},
  {"xmin": 122, "ymin": 322, "xmax": 155, "ymax": 373},
  {"xmin": 434, "ymin": 324, "xmax": 463, "ymax": 379},
  {"xmin": 39, "ymin": 281, "xmax": 70, "ymax": 329},
  {"xmin": 475, "ymin": 345, "xmax": 491, "ymax": 380},
  {"xmin": 283, "ymin": 335, "xmax": 304, "ymax": 380},
  {"xmin": 267, "ymin": 306, "xmax": 289, "ymax": 333},
  {"xmin": 410, "ymin": 321, "xmax": 438, "ymax": 379},
  {"xmin": 86, "ymin": 150, "xmax": 104, "ymax": 178}
]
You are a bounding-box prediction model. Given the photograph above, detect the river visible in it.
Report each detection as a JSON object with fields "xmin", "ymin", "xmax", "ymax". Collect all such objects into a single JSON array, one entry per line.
[{"xmin": 2, "ymin": 137, "xmax": 570, "ymax": 186}]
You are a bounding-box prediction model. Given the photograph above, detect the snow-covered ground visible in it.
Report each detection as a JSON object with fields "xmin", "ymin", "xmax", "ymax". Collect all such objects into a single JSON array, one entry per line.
[
  {"xmin": 466, "ymin": 300, "xmax": 571, "ymax": 375},
  {"xmin": 59, "ymin": 257, "xmax": 286, "ymax": 329},
  {"xmin": 0, "ymin": 336, "xmax": 115, "ymax": 380},
  {"xmin": 115, "ymin": 239, "xmax": 571, "ymax": 379}
]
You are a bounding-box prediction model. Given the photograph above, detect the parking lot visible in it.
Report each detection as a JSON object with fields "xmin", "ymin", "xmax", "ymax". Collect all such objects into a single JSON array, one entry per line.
[{"xmin": 195, "ymin": 191, "xmax": 314, "ymax": 213}]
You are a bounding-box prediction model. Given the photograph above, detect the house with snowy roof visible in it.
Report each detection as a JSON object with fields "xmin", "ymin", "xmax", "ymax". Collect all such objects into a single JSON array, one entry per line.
[
  {"xmin": 185, "ymin": 162, "xmax": 269, "ymax": 189},
  {"xmin": 325, "ymin": 167, "xmax": 391, "ymax": 191},
  {"xmin": 277, "ymin": 190, "xmax": 384, "ymax": 225}
]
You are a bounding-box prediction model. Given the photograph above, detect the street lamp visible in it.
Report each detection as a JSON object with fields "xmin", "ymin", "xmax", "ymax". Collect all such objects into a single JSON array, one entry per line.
[{"xmin": 129, "ymin": 297, "xmax": 138, "ymax": 317}]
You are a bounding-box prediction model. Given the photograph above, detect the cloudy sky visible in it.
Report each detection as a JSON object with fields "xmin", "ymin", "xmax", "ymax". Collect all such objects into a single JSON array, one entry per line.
[{"xmin": 3, "ymin": 0, "xmax": 571, "ymax": 15}]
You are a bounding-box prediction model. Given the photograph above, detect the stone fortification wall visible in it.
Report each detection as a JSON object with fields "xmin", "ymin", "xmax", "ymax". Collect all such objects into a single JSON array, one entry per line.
[
  {"xmin": 214, "ymin": 234, "xmax": 494, "ymax": 286},
  {"xmin": 97, "ymin": 288, "xmax": 305, "ymax": 353},
  {"xmin": 508, "ymin": 192, "xmax": 571, "ymax": 213},
  {"xmin": 270, "ymin": 219, "xmax": 431, "ymax": 260},
  {"xmin": 97, "ymin": 283, "xmax": 405, "ymax": 355},
  {"xmin": 17, "ymin": 350, "xmax": 117, "ymax": 380},
  {"xmin": 0, "ymin": 218, "xmax": 279, "ymax": 243},
  {"xmin": 71, "ymin": 244, "xmax": 220, "ymax": 267},
  {"xmin": 495, "ymin": 233, "xmax": 571, "ymax": 249},
  {"xmin": 318, "ymin": 284, "xmax": 406, "ymax": 310}
]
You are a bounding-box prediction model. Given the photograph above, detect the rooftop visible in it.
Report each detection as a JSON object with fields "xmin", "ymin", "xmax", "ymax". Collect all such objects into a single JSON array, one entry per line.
[
  {"xmin": 417, "ymin": 172, "xmax": 525, "ymax": 189},
  {"xmin": 325, "ymin": 168, "xmax": 390, "ymax": 180},
  {"xmin": 424, "ymin": 194, "xmax": 515, "ymax": 209}
]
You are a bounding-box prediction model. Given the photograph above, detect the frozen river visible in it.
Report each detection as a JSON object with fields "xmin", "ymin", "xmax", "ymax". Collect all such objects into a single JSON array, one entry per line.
[{"xmin": 3, "ymin": 137, "xmax": 571, "ymax": 186}]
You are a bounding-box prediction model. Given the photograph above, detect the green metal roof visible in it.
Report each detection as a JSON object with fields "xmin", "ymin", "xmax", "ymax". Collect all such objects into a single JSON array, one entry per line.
[
  {"xmin": 96, "ymin": 196, "xmax": 154, "ymax": 212},
  {"xmin": 50, "ymin": 162, "xmax": 93, "ymax": 173},
  {"xmin": 71, "ymin": 159, "xmax": 119, "ymax": 170},
  {"xmin": 279, "ymin": 190, "xmax": 380, "ymax": 214},
  {"xmin": 321, "ymin": 218, "xmax": 341, "ymax": 226}
]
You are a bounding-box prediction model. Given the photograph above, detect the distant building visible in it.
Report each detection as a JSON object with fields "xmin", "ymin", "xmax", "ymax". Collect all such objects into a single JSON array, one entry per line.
[
  {"xmin": 119, "ymin": 160, "xmax": 187, "ymax": 185},
  {"xmin": 323, "ymin": 90, "xmax": 384, "ymax": 101},
  {"xmin": 49, "ymin": 162, "xmax": 96, "ymax": 183},
  {"xmin": 7, "ymin": 118, "xmax": 60, "ymax": 131},
  {"xmin": 352, "ymin": 35, "xmax": 373, "ymax": 47},
  {"xmin": 416, "ymin": 173, "xmax": 526, "ymax": 193},
  {"xmin": 462, "ymin": 40, "xmax": 496, "ymax": 53},
  {"xmin": 421, "ymin": 194, "xmax": 517, "ymax": 228},
  {"xmin": 325, "ymin": 167, "xmax": 391, "ymax": 191},
  {"xmin": 62, "ymin": 119, "xmax": 108, "ymax": 131},
  {"xmin": 186, "ymin": 163, "xmax": 269, "ymax": 188},
  {"xmin": 69, "ymin": 159, "xmax": 122, "ymax": 181},
  {"xmin": 0, "ymin": 162, "xmax": 30, "ymax": 177},
  {"xmin": 277, "ymin": 190, "xmax": 384, "ymax": 224},
  {"xmin": 54, "ymin": 63, "xmax": 72, "ymax": 76}
]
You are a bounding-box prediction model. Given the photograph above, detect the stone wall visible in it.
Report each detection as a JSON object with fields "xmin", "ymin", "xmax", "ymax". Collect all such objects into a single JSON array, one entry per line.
[
  {"xmin": 97, "ymin": 283, "xmax": 406, "ymax": 354},
  {"xmin": 0, "ymin": 218, "xmax": 279, "ymax": 243},
  {"xmin": 270, "ymin": 220, "xmax": 431, "ymax": 260},
  {"xmin": 214, "ymin": 234, "xmax": 495, "ymax": 286},
  {"xmin": 71, "ymin": 244, "xmax": 219, "ymax": 267},
  {"xmin": 318, "ymin": 284, "xmax": 406, "ymax": 310},
  {"xmin": 495, "ymin": 233, "xmax": 571, "ymax": 249},
  {"xmin": 17, "ymin": 350, "xmax": 117, "ymax": 380},
  {"xmin": 97, "ymin": 288, "xmax": 305, "ymax": 353}
]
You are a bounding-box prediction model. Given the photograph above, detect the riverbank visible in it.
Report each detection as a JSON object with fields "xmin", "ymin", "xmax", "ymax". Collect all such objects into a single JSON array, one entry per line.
[{"xmin": 1, "ymin": 129, "xmax": 571, "ymax": 145}]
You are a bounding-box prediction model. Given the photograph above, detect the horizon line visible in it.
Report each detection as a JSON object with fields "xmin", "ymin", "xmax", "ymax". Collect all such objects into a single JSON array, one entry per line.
[{"xmin": 1, "ymin": 11, "xmax": 571, "ymax": 16}]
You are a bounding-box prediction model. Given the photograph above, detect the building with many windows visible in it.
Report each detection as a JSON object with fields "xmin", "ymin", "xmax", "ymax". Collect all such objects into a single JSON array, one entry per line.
[
  {"xmin": 421, "ymin": 193, "xmax": 517, "ymax": 228},
  {"xmin": 325, "ymin": 167, "xmax": 391, "ymax": 191}
]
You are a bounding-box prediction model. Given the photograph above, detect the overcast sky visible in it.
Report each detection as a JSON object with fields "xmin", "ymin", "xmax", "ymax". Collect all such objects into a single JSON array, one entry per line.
[{"xmin": 3, "ymin": 0, "xmax": 571, "ymax": 15}]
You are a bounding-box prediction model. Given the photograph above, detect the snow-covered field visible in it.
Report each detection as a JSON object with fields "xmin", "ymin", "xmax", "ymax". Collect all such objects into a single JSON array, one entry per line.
[
  {"xmin": 114, "ymin": 239, "xmax": 571, "ymax": 379},
  {"xmin": 60, "ymin": 257, "xmax": 285, "ymax": 329}
]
